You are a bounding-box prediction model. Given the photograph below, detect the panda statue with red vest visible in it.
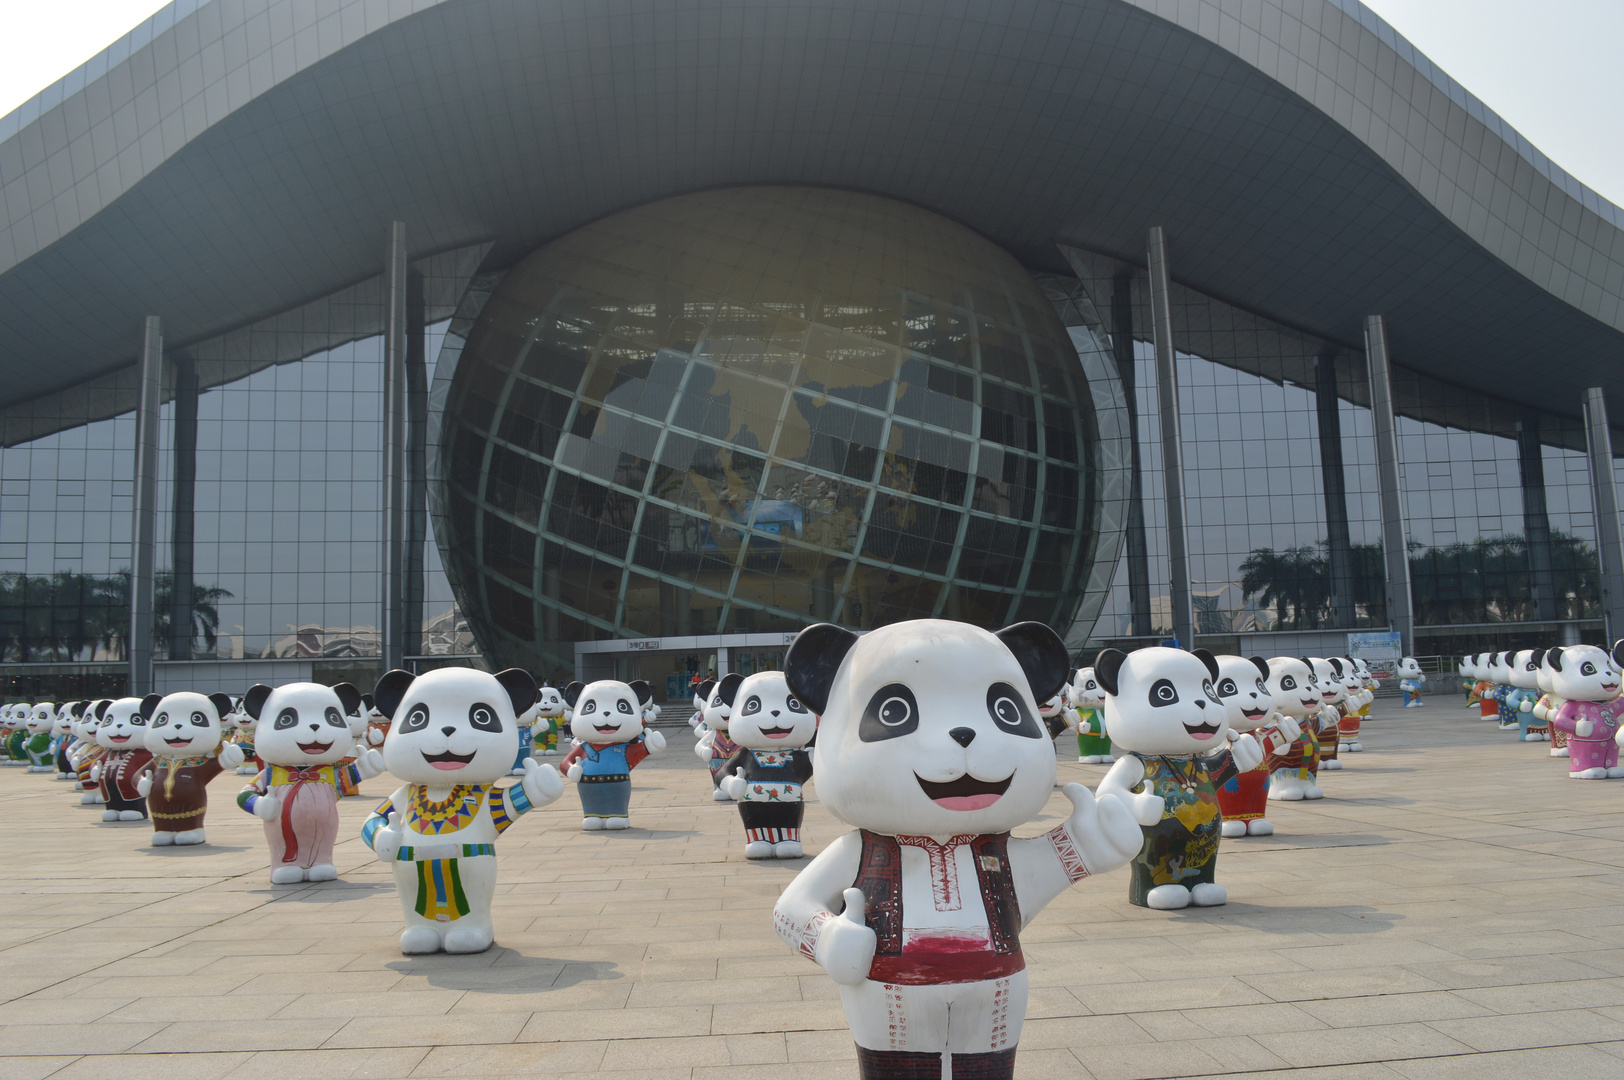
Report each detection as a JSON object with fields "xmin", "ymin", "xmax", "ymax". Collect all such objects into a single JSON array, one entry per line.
[{"xmin": 772, "ymin": 619, "xmax": 1154, "ymax": 1080}]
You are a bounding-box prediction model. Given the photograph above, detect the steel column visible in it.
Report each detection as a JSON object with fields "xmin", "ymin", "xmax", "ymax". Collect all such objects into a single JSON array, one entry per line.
[
  {"xmin": 1516, "ymin": 413, "xmax": 1557, "ymax": 623},
  {"xmin": 1111, "ymin": 270, "xmax": 1154, "ymax": 637},
  {"xmin": 1146, "ymin": 227, "xmax": 1193, "ymax": 650},
  {"xmin": 1363, "ymin": 315, "xmax": 1414, "ymax": 655},
  {"xmin": 167, "ymin": 357, "xmax": 199, "ymax": 660},
  {"xmin": 1315, "ymin": 350, "xmax": 1354, "ymax": 626},
  {"xmin": 130, "ymin": 317, "xmax": 163, "ymax": 694},
  {"xmin": 382, "ymin": 222, "xmax": 408, "ymax": 672},
  {"xmin": 1582, "ymin": 388, "xmax": 1624, "ymax": 641}
]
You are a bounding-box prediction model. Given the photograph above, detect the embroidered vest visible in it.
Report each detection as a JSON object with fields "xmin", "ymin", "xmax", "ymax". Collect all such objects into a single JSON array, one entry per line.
[{"xmin": 853, "ymin": 830, "xmax": 1021, "ymax": 958}]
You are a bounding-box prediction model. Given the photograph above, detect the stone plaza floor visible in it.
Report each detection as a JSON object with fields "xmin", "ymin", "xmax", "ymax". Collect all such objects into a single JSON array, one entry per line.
[{"xmin": 3, "ymin": 700, "xmax": 1624, "ymax": 1079}]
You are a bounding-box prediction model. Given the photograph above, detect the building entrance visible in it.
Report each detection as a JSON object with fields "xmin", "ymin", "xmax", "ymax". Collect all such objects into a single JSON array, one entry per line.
[{"xmin": 574, "ymin": 632, "xmax": 798, "ymax": 709}]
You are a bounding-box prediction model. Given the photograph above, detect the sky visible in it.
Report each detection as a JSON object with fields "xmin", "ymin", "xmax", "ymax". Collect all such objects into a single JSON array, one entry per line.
[{"xmin": 0, "ymin": 0, "xmax": 1619, "ymax": 206}]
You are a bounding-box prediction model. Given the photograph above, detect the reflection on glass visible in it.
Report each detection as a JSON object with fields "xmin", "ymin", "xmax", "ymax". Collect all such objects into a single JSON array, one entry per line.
[{"xmin": 436, "ymin": 187, "xmax": 1100, "ymax": 672}]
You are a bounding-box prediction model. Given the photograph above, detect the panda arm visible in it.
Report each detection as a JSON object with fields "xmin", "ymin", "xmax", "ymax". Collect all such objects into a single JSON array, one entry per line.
[
  {"xmin": 235, "ymin": 768, "xmax": 271, "ymax": 815},
  {"xmin": 626, "ymin": 739, "xmax": 651, "ymax": 770},
  {"xmin": 793, "ymin": 751, "xmax": 814, "ymax": 784},
  {"xmin": 719, "ymin": 747, "xmax": 750, "ymax": 779},
  {"xmin": 361, "ymin": 786, "xmax": 408, "ymax": 850},
  {"xmin": 772, "ymin": 830, "xmax": 863, "ymax": 962},
  {"xmin": 1550, "ymin": 700, "xmax": 1579, "ymax": 735}
]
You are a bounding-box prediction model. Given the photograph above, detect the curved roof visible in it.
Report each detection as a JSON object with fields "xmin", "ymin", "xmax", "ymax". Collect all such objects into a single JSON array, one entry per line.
[{"xmin": 1, "ymin": 0, "xmax": 1622, "ymax": 422}]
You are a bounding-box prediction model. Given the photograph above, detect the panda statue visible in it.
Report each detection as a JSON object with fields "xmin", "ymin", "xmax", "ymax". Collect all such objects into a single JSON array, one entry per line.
[
  {"xmin": 694, "ymin": 676, "xmax": 739, "ymax": 801},
  {"xmin": 510, "ymin": 697, "xmax": 541, "ymax": 777},
  {"xmin": 717, "ymin": 670, "xmax": 816, "ymax": 859},
  {"xmin": 135, "ymin": 691, "xmax": 246, "ymax": 845},
  {"xmin": 1211, "ymin": 655, "xmax": 1299, "ymax": 838},
  {"xmin": 361, "ymin": 667, "xmax": 566, "ymax": 954},
  {"xmin": 772, "ymin": 619, "xmax": 1152, "ymax": 1080},
  {"xmin": 1093, "ymin": 648, "xmax": 1264, "ymax": 908},
  {"xmin": 534, "ymin": 684, "xmax": 567, "ymax": 756},
  {"xmin": 91, "ymin": 698, "xmax": 154, "ymax": 821},
  {"xmin": 1534, "ymin": 649, "xmax": 1570, "ymax": 757},
  {"xmin": 73, "ymin": 703, "xmax": 110, "ymax": 804},
  {"xmin": 238, "ymin": 681, "xmax": 387, "ymax": 882},
  {"xmin": 1306, "ymin": 659, "xmax": 1344, "ymax": 772},
  {"xmin": 1070, "ymin": 667, "xmax": 1111, "ymax": 764},
  {"xmin": 1396, "ymin": 656, "xmax": 1426, "ymax": 708},
  {"xmin": 1506, "ymin": 649, "xmax": 1547, "ymax": 741},
  {"xmin": 51, "ymin": 702, "xmax": 82, "ymax": 779},
  {"xmin": 1336, "ymin": 658, "xmax": 1372, "ymax": 753},
  {"xmin": 1262, "ymin": 658, "xmax": 1324, "ymax": 802},
  {"xmin": 558, "ymin": 679, "xmax": 667, "ymax": 829},
  {"xmin": 22, "ymin": 703, "xmax": 57, "ymax": 772},
  {"xmin": 1548, "ymin": 643, "xmax": 1624, "ymax": 780}
]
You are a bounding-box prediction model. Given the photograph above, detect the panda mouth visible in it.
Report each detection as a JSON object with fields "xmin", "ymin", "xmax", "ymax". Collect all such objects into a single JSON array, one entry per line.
[
  {"xmin": 1299, "ymin": 698, "xmax": 1319, "ymax": 709},
  {"xmin": 1241, "ymin": 709, "xmax": 1267, "ymax": 721},
  {"xmin": 593, "ymin": 724, "xmax": 622, "ymax": 736},
  {"xmin": 422, "ymin": 750, "xmax": 476, "ymax": 770},
  {"xmin": 297, "ymin": 740, "xmax": 334, "ymax": 755},
  {"xmin": 759, "ymin": 726, "xmax": 795, "ymax": 739},
  {"xmin": 109, "ymin": 734, "xmax": 131, "ymax": 743},
  {"xmin": 1182, "ymin": 720, "xmax": 1221, "ymax": 739},
  {"xmin": 163, "ymin": 737, "xmax": 193, "ymax": 748},
  {"xmin": 915, "ymin": 773, "xmax": 1013, "ymax": 811}
]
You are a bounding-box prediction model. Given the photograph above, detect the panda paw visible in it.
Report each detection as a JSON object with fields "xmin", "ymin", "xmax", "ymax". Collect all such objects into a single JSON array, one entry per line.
[
  {"xmin": 135, "ymin": 775, "xmax": 152, "ymax": 798},
  {"xmin": 815, "ymin": 888, "xmax": 877, "ymax": 986},
  {"xmin": 720, "ymin": 774, "xmax": 748, "ymax": 801},
  {"xmin": 217, "ymin": 742, "xmax": 246, "ymax": 770},
  {"xmin": 643, "ymin": 729, "xmax": 666, "ymax": 754},
  {"xmin": 1227, "ymin": 733, "xmax": 1263, "ymax": 773},
  {"xmin": 520, "ymin": 757, "xmax": 566, "ymax": 806},
  {"xmin": 254, "ymin": 796, "xmax": 280, "ymax": 821},
  {"xmin": 1275, "ymin": 715, "xmax": 1301, "ymax": 742},
  {"xmin": 1060, "ymin": 782, "xmax": 1149, "ymax": 875}
]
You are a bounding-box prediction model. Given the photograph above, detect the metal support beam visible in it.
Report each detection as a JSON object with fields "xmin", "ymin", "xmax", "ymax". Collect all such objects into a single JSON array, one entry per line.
[
  {"xmin": 1582, "ymin": 388, "xmax": 1624, "ymax": 641},
  {"xmin": 1111, "ymin": 270, "xmax": 1153, "ymax": 637},
  {"xmin": 1146, "ymin": 227, "xmax": 1193, "ymax": 650},
  {"xmin": 404, "ymin": 267, "xmax": 428, "ymax": 660},
  {"xmin": 1516, "ymin": 412, "xmax": 1557, "ymax": 622},
  {"xmin": 1363, "ymin": 315, "xmax": 1414, "ymax": 654},
  {"xmin": 382, "ymin": 222, "xmax": 408, "ymax": 672},
  {"xmin": 167, "ymin": 357, "xmax": 199, "ymax": 660},
  {"xmin": 130, "ymin": 317, "xmax": 163, "ymax": 695},
  {"xmin": 1315, "ymin": 350, "xmax": 1354, "ymax": 626}
]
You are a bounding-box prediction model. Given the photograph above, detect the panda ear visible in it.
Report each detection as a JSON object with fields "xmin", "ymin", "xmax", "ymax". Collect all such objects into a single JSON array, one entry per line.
[
  {"xmin": 493, "ymin": 669, "xmax": 537, "ymax": 716},
  {"xmin": 1248, "ymin": 656, "xmax": 1269, "ymax": 679},
  {"xmin": 1298, "ymin": 657, "xmax": 1314, "ymax": 672},
  {"xmin": 1529, "ymin": 648, "xmax": 1545, "ymax": 667},
  {"xmin": 786, "ymin": 623, "xmax": 860, "ymax": 715},
  {"xmin": 563, "ymin": 682, "xmax": 585, "ymax": 708},
  {"xmin": 330, "ymin": 682, "xmax": 363, "ymax": 717},
  {"xmin": 716, "ymin": 673, "xmax": 744, "ymax": 707},
  {"xmin": 995, "ymin": 621, "xmax": 1072, "ymax": 703},
  {"xmin": 629, "ymin": 680, "xmax": 654, "ymax": 706},
  {"xmin": 95, "ymin": 699, "xmax": 112, "ymax": 720},
  {"xmin": 71, "ymin": 700, "xmax": 88, "ymax": 718},
  {"xmin": 1548, "ymin": 649, "xmax": 1564, "ymax": 672},
  {"xmin": 139, "ymin": 694, "xmax": 163, "ymax": 720},
  {"xmin": 1094, "ymin": 649, "xmax": 1128, "ymax": 696},
  {"xmin": 1192, "ymin": 648, "xmax": 1220, "ymax": 681},
  {"xmin": 361, "ymin": 693, "xmax": 375, "ymax": 711},
  {"xmin": 1328, "ymin": 657, "xmax": 1344, "ymax": 676},
  {"xmin": 1612, "ymin": 641, "xmax": 1624, "ymax": 669},
  {"xmin": 242, "ymin": 684, "xmax": 273, "ymax": 720},
  {"xmin": 696, "ymin": 679, "xmax": 716, "ymax": 701},
  {"xmin": 207, "ymin": 693, "xmax": 234, "ymax": 719},
  {"xmin": 373, "ymin": 670, "xmax": 416, "ymax": 720}
]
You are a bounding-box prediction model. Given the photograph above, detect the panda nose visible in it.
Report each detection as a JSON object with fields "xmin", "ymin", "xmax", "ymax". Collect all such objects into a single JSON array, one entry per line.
[
  {"xmin": 771, "ymin": 710, "xmax": 780, "ymax": 717},
  {"xmin": 309, "ymin": 723, "xmax": 320, "ymax": 731},
  {"xmin": 1195, "ymin": 700, "xmax": 1205, "ymax": 709},
  {"xmin": 949, "ymin": 727, "xmax": 976, "ymax": 747},
  {"xmin": 441, "ymin": 726, "xmax": 456, "ymax": 737}
]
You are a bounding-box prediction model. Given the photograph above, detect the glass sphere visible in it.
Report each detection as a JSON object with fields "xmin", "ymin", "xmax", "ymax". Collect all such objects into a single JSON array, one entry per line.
[{"xmin": 435, "ymin": 187, "xmax": 1098, "ymax": 674}]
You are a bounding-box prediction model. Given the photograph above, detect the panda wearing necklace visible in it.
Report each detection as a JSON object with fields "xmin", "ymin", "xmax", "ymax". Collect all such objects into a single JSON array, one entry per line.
[
  {"xmin": 135, "ymin": 691, "xmax": 246, "ymax": 845},
  {"xmin": 717, "ymin": 671, "xmax": 816, "ymax": 859},
  {"xmin": 1210, "ymin": 655, "xmax": 1298, "ymax": 838},
  {"xmin": 362, "ymin": 667, "xmax": 566, "ymax": 954},
  {"xmin": 773, "ymin": 619, "xmax": 1152, "ymax": 1080},
  {"xmin": 558, "ymin": 679, "xmax": 666, "ymax": 829},
  {"xmin": 1094, "ymin": 647, "xmax": 1264, "ymax": 908},
  {"xmin": 694, "ymin": 677, "xmax": 740, "ymax": 801}
]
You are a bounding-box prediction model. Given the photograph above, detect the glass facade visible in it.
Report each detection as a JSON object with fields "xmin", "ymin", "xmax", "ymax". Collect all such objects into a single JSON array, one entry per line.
[{"xmin": 433, "ymin": 188, "xmax": 1103, "ymax": 675}]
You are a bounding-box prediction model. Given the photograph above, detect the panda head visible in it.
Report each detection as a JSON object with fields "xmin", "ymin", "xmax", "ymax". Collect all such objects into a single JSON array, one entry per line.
[
  {"xmin": 1545, "ymin": 644, "xmax": 1623, "ymax": 703},
  {"xmin": 1265, "ymin": 657, "xmax": 1320, "ymax": 719},
  {"xmin": 786, "ymin": 619, "xmax": 1070, "ymax": 837},
  {"xmin": 728, "ymin": 671, "xmax": 815, "ymax": 750},
  {"xmin": 96, "ymin": 697, "xmax": 149, "ymax": 748},
  {"xmin": 375, "ymin": 667, "xmax": 536, "ymax": 784},
  {"xmin": 73, "ymin": 702, "xmax": 106, "ymax": 741},
  {"xmin": 536, "ymin": 685, "xmax": 566, "ymax": 718},
  {"xmin": 692, "ymin": 679, "xmax": 716, "ymax": 717},
  {"xmin": 1070, "ymin": 667, "xmax": 1105, "ymax": 710},
  {"xmin": 221, "ymin": 698, "xmax": 249, "ymax": 734},
  {"xmin": 1509, "ymin": 649, "xmax": 1541, "ymax": 690},
  {"xmin": 699, "ymin": 677, "xmax": 735, "ymax": 734},
  {"xmin": 1336, "ymin": 658, "xmax": 1362, "ymax": 697},
  {"xmin": 1213, "ymin": 655, "xmax": 1274, "ymax": 733},
  {"xmin": 242, "ymin": 682, "xmax": 364, "ymax": 766},
  {"xmin": 1308, "ymin": 659, "xmax": 1344, "ymax": 705},
  {"xmin": 26, "ymin": 703, "xmax": 56, "ymax": 735},
  {"xmin": 1534, "ymin": 648, "xmax": 1554, "ymax": 694},
  {"xmin": 143, "ymin": 691, "xmax": 235, "ymax": 759},
  {"xmin": 1458, "ymin": 655, "xmax": 1475, "ymax": 678},
  {"xmin": 52, "ymin": 702, "xmax": 78, "ymax": 737},
  {"xmin": 565, "ymin": 680, "xmax": 653, "ymax": 744},
  {"xmin": 1095, "ymin": 647, "xmax": 1227, "ymax": 756},
  {"xmin": 1396, "ymin": 656, "xmax": 1422, "ymax": 679}
]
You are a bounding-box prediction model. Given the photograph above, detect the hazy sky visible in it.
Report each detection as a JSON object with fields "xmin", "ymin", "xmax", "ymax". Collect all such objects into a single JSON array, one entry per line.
[{"xmin": 0, "ymin": 0, "xmax": 1619, "ymax": 206}]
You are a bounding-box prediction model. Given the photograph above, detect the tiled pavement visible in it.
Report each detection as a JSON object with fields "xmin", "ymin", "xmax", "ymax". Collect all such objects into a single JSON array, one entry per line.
[{"xmin": 4, "ymin": 701, "xmax": 1624, "ymax": 1079}]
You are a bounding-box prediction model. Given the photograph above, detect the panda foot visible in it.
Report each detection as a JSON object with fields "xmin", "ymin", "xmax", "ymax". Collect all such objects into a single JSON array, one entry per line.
[
  {"xmin": 80, "ymin": 793, "xmax": 98, "ymax": 805},
  {"xmin": 1347, "ymin": 742, "xmax": 1362, "ymax": 752},
  {"xmin": 150, "ymin": 831, "xmax": 175, "ymax": 846},
  {"xmin": 744, "ymin": 840, "xmax": 775, "ymax": 859},
  {"xmin": 55, "ymin": 772, "xmax": 73, "ymax": 780},
  {"xmin": 307, "ymin": 863, "xmax": 338, "ymax": 881},
  {"xmin": 173, "ymin": 829, "xmax": 206, "ymax": 846},
  {"xmin": 581, "ymin": 817, "xmax": 606, "ymax": 830},
  {"xmin": 1268, "ymin": 786, "xmax": 1304, "ymax": 802},
  {"xmin": 1220, "ymin": 820, "xmax": 1246, "ymax": 838},
  {"xmin": 509, "ymin": 767, "xmax": 526, "ymax": 776},
  {"xmin": 1302, "ymin": 784, "xmax": 1325, "ymax": 800},
  {"xmin": 1190, "ymin": 883, "xmax": 1228, "ymax": 906},
  {"xmin": 1146, "ymin": 885, "xmax": 1191, "ymax": 910},
  {"xmin": 711, "ymin": 788, "xmax": 733, "ymax": 802},
  {"xmin": 269, "ymin": 866, "xmax": 306, "ymax": 884},
  {"xmin": 235, "ymin": 766, "xmax": 257, "ymax": 775},
  {"xmin": 1322, "ymin": 760, "xmax": 1342, "ymax": 770},
  {"xmin": 774, "ymin": 840, "xmax": 803, "ymax": 859},
  {"xmin": 1247, "ymin": 819, "xmax": 1275, "ymax": 836},
  {"xmin": 443, "ymin": 925, "xmax": 494, "ymax": 953},
  {"xmin": 541, "ymin": 749, "xmax": 558, "ymax": 756},
  {"xmin": 1571, "ymin": 767, "xmax": 1608, "ymax": 779},
  {"xmin": 1552, "ymin": 747, "xmax": 1571, "ymax": 758},
  {"xmin": 1607, "ymin": 767, "xmax": 1624, "ymax": 779},
  {"xmin": 400, "ymin": 927, "xmax": 443, "ymax": 954},
  {"xmin": 118, "ymin": 810, "xmax": 146, "ymax": 821},
  {"xmin": 604, "ymin": 817, "xmax": 630, "ymax": 830}
]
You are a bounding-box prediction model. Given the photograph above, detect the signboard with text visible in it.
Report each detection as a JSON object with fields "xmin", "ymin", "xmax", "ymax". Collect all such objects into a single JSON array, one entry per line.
[{"xmin": 1347, "ymin": 631, "xmax": 1403, "ymax": 681}]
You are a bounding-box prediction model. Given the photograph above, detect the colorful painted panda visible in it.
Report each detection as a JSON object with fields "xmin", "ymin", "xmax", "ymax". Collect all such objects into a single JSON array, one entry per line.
[
  {"xmin": 717, "ymin": 671, "xmax": 815, "ymax": 858},
  {"xmin": 558, "ymin": 679, "xmax": 666, "ymax": 829}
]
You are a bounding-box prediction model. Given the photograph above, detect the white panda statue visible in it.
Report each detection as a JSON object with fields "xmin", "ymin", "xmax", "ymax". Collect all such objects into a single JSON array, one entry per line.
[
  {"xmin": 772, "ymin": 620, "xmax": 1152, "ymax": 1080},
  {"xmin": 1211, "ymin": 655, "xmax": 1298, "ymax": 838},
  {"xmin": 1262, "ymin": 658, "xmax": 1323, "ymax": 801},
  {"xmin": 361, "ymin": 667, "xmax": 566, "ymax": 954},
  {"xmin": 135, "ymin": 690, "xmax": 244, "ymax": 845},
  {"xmin": 558, "ymin": 679, "xmax": 666, "ymax": 829},
  {"xmin": 694, "ymin": 676, "xmax": 738, "ymax": 801},
  {"xmin": 716, "ymin": 670, "xmax": 816, "ymax": 858}
]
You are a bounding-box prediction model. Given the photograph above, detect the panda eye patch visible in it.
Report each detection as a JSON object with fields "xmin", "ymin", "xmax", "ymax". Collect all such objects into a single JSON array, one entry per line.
[
  {"xmin": 399, "ymin": 704, "xmax": 430, "ymax": 733},
  {"xmin": 1280, "ymin": 675, "xmax": 1296, "ymax": 691},
  {"xmin": 743, "ymin": 696, "xmax": 761, "ymax": 715},
  {"xmin": 617, "ymin": 699, "xmax": 633, "ymax": 714},
  {"xmin": 1149, "ymin": 679, "xmax": 1179, "ymax": 707},
  {"xmin": 274, "ymin": 708, "xmax": 299, "ymax": 731},
  {"xmin": 786, "ymin": 696, "xmax": 805, "ymax": 713},
  {"xmin": 130, "ymin": 715, "xmax": 147, "ymax": 726},
  {"xmin": 1203, "ymin": 680, "xmax": 1221, "ymax": 704},
  {"xmin": 190, "ymin": 712, "xmax": 209, "ymax": 727},
  {"xmin": 985, "ymin": 682, "xmax": 1042, "ymax": 739},
  {"xmin": 1256, "ymin": 679, "xmax": 1267, "ymax": 694},
  {"xmin": 469, "ymin": 703, "xmax": 502, "ymax": 732},
  {"xmin": 1582, "ymin": 661, "xmax": 1597, "ymax": 676},
  {"xmin": 859, "ymin": 683, "xmax": 919, "ymax": 742},
  {"xmin": 581, "ymin": 700, "xmax": 597, "ymax": 715},
  {"xmin": 1216, "ymin": 679, "xmax": 1237, "ymax": 697},
  {"xmin": 324, "ymin": 707, "xmax": 346, "ymax": 729}
]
